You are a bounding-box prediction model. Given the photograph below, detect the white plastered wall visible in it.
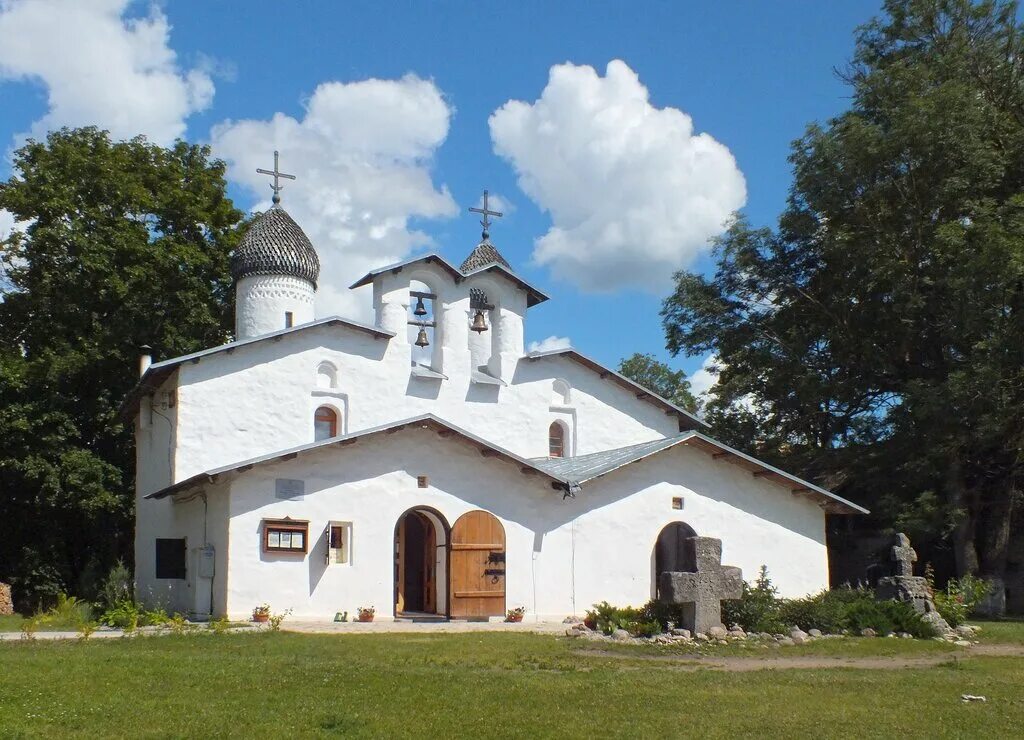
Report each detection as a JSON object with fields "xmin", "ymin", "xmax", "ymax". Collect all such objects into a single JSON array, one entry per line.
[{"xmin": 215, "ymin": 427, "xmax": 828, "ymax": 621}]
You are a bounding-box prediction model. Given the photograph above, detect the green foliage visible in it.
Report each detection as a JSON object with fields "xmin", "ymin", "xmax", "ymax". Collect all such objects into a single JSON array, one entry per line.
[
  {"xmin": 268, "ymin": 609, "xmax": 292, "ymax": 632},
  {"xmin": 100, "ymin": 601, "xmax": 140, "ymax": 631},
  {"xmin": 77, "ymin": 621, "xmax": 98, "ymax": 641},
  {"xmin": 41, "ymin": 593, "xmax": 93, "ymax": 627},
  {"xmin": 659, "ymin": 0, "xmax": 1024, "ymax": 585},
  {"xmin": 721, "ymin": 567, "xmax": 936, "ymax": 638},
  {"xmin": 98, "ymin": 561, "xmax": 133, "ymax": 611},
  {"xmin": 926, "ymin": 564, "xmax": 990, "ymax": 626},
  {"xmin": 617, "ymin": 353, "xmax": 697, "ymax": 411},
  {"xmin": 0, "ymin": 127, "xmax": 244, "ymax": 602},
  {"xmin": 584, "ymin": 601, "xmax": 661, "ymax": 637},
  {"xmin": 208, "ymin": 616, "xmax": 231, "ymax": 635}
]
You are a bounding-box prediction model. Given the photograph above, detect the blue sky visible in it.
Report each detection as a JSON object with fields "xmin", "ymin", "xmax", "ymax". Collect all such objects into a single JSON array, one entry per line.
[{"xmin": 0, "ymin": 0, "xmax": 885, "ymax": 392}]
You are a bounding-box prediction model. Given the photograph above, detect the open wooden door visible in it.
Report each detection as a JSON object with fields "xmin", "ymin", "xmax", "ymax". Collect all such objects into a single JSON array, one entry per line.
[{"xmin": 450, "ymin": 510, "xmax": 505, "ymax": 619}]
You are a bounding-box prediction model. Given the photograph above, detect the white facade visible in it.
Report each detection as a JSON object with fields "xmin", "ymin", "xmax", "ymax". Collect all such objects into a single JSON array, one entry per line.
[{"xmin": 131, "ymin": 229, "xmax": 862, "ymax": 621}]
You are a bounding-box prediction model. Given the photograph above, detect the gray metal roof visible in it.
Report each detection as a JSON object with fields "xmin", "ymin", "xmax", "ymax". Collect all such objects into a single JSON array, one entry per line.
[
  {"xmin": 524, "ymin": 347, "xmax": 707, "ymax": 430},
  {"xmin": 144, "ymin": 414, "xmax": 567, "ymax": 500},
  {"xmin": 349, "ymin": 252, "xmax": 548, "ymax": 307},
  {"xmin": 118, "ymin": 316, "xmax": 394, "ymax": 422},
  {"xmin": 460, "ymin": 239, "xmax": 511, "ymax": 272},
  {"xmin": 530, "ymin": 431, "xmax": 868, "ymax": 514},
  {"xmin": 231, "ymin": 206, "xmax": 320, "ymax": 287}
]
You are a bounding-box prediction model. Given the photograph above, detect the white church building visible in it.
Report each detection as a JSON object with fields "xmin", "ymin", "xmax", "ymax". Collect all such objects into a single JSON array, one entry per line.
[{"xmin": 124, "ymin": 181, "xmax": 866, "ymax": 622}]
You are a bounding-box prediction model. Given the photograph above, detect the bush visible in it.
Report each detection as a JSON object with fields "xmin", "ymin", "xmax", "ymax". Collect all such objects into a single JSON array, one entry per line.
[
  {"xmin": 584, "ymin": 601, "xmax": 661, "ymax": 637},
  {"xmin": 100, "ymin": 601, "xmax": 140, "ymax": 630},
  {"xmin": 926, "ymin": 565, "xmax": 989, "ymax": 627},
  {"xmin": 721, "ymin": 566, "xmax": 786, "ymax": 633},
  {"xmin": 40, "ymin": 593, "xmax": 94, "ymax": 627},
  {"xmin": 98, "ymin": 561, "xmax": 133, "ymax": 611}
]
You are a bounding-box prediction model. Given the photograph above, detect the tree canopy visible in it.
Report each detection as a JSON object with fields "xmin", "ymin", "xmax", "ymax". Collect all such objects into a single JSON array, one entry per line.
[
  {"xmin": 0, "ymin": 127, "xmax": 244, "ymax": 609},
  {"xmin": 617, "ymin": 352, "xmax": 697, "ymax": 412},
  {"xmin": 661, "ymin": 0, "xmax": 1024, "ymax": 609}
]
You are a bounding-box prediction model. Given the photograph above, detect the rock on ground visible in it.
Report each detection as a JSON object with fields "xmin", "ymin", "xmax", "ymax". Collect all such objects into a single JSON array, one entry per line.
[{"xmin": 611, "ymin": 629, "xmax": 631, "ymax": 642}]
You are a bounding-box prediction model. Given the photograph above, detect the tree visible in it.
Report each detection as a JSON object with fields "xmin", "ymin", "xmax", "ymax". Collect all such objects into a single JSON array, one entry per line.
[
  {"xmin": 618, "ymin": 353, "xmax": 697, "ymax": 412},
  {"xmin": 661, "ymin": 0, "xmax": 1024, "ymax": 611},
  {"xmin": 0, "ymin": 127, "xmax": 244, "ymax": 608}
]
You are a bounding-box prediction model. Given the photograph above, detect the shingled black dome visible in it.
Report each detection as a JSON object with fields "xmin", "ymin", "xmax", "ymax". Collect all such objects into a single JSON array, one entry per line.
[
  {"xmin": 231, "ymin": 206, "xmax": 320, "ymax": 288},
  {"xmin": 459, "ymin": 239, "xmax": 512, "ymax": 273}
]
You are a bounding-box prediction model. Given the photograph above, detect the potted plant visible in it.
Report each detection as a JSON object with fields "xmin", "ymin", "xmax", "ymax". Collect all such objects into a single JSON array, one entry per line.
[
  {"xmin": 506, "ymin": 606, "xmax": 526, "ymax": 623},
  {"xmin": 252, "ymin": 604, "xmax": 271, "ymax": 623},
  {"xmin": 356, "ymin": 606, "xmax": 375, "ymax": 622}
]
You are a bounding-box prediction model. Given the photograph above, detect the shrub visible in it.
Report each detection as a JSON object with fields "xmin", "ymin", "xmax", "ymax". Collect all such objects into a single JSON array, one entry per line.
[
  {"xmin": 926, "ymin": 565, "xmax": 990, "ymax": 627},
  {"xmin": 98, "ymin": 561, "xmax": 133, "ymax": 610},
  {"xmin": 100, "ymin": 601, "xmax": 140, "ymax": 631},
  {"xmin": 721, "ymin": 566, "xmax": 786, "ymax": 633},
  {"xmin": 41, "ymin": 593, "xmax": 94, "ymax": 627},
  {"xmin": 584, "ymin": 601, "xmax": 661, "ymax": 637}
]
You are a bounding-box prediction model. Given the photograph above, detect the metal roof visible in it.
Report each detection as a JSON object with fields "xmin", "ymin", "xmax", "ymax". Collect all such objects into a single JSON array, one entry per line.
[
  {"xmin": 530, "ymin": 431, "xmax": 868, "ymax": 514},
  {"xmin": 117, "ymin": 316, "xmax": 394, "ymax": 422},
  {"xmin": 144, "ymin": 414, "xmax": 568, "ymax": 500},
  {"xmin": 349, "ymin": 252, "xmax": 548, "ymax": 307},
  {"xmin": 231, "ymin": 206, "xmax": 320, "ymax": 287},
  {"xmin": 524, "ymin": 347, "xmax": 708, "ymax": 431}
]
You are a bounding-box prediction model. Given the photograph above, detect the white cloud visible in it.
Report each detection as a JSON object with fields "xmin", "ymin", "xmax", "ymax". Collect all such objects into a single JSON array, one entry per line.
[
  {"xmin": 0, "ymin": 209, "xmax": 15, "ymax": 241},
  {"xmin": 527, "ymin": 335, "xmax": 572, "ymax": 353},
  {"xmin": 490, "ymin": 60, "xmax": 746, "ymax": 292},
  {"xmin": 211, "ymin": 75, "xmax": 457, "ymax": 320},
  {"xmin": 0, "ymin": 0, "xmax": 213, "ymax": 145},
  {"xmin": 689, "ymin": 354, "xmax": 720, "ymax": 398}
]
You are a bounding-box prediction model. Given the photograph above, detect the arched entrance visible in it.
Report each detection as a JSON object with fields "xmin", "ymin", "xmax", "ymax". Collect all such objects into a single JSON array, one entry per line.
[
  {"xmin": 449, "ymin": 510, "xmax": 506, "ymax": 619},
  {"xmin": 653, "ymin": 521, "xmax": 698, "ymax": 599},
  {"xmin": 394, "ymin": 507, "xmax": 450, "ymax": 617}
]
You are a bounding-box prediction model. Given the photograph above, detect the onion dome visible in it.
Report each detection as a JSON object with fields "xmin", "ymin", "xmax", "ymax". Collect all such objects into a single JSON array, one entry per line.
[
  {"xmin": 459, "ymin": 239, "xmax": 512, "ymax": 273},
  {"xmin": 231, "ymin": 206, "xmax": 320, "ymax": 288}
]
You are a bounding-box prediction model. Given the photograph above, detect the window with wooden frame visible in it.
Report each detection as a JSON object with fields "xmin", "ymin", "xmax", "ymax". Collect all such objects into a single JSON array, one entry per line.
[
  {"xmin": 327, "ymin": 522, "xmax": 351, "ymax": 565},
  {"xmin": 314, "ymin": 405, "xmax": 338, "ymax": 441},
  {"xmin": 548, "ymin": 421, "xmax": 565, "ymax": 458},
  {"xmin": 263, "ymin": 519, "xmax": 309, "ymax": 554}
]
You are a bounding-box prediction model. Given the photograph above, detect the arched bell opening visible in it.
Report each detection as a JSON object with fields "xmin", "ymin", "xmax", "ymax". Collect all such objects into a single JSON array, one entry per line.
[
  {"xmin": 653, "ymin": 521, "xmax": 698, "ymax": 599},
  {"xmin": 394, "ymin": 506, "xmax": 450, "ymax": 618}
]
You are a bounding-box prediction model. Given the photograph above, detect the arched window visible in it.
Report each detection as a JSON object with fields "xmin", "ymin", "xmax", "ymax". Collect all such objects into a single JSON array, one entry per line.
[
  {"xmin": 314, "ymin": 406, "xmax": 339, "ymax": 441},
  {"xmin": 316, "ymin": 362, "xmax": 338, "ymax": 389},
  {"xmin": 548, "ymin": 422, "xmax": 565, "ymax": 458}
]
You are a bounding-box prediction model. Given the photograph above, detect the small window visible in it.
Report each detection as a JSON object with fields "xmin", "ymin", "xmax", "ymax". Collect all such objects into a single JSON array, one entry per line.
[
  {"xmin": 155, "ymin": 538, "xmax": 186, "ymax": 579},
  {"xmin": 263, "ymin": 519, "xmax": 309, "ymax": 554},
  {"xmin": 672, "ymin": 497, "xmax": 684, "ymax": 510},
  {"xmin": 328, "ymin": 522, "xmax": 351, "ymax": 565},
  {"xmin": 548, "ymin": 422, "xmax": 565, "ymax": 458},
  {"xmin": 552, "ymin": 379, "xmax": 571, "ymax": 406},
  {"xmin": 285, "ymin": 311, "xmax": 294, "ymax": 328},
  {"xmin": 316, "ymin": 362, "xmax": 337, "ymax": 389},
  {"xmin": 314, "ymin": 406, "xmax": 338, "ymax": 441}
]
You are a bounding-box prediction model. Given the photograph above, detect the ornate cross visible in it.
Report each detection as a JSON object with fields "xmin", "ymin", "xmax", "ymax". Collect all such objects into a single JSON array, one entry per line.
[
  {"xmin": 468, "ymin": 189, "xmax": 503, "ymax": 240},
  {"xmin": 659, "ymin": 536, "xmax": 743, "ymax": 634},
  {"xmin": 256, "ymin": 150, "xmax": 296, "ymax": 205}
]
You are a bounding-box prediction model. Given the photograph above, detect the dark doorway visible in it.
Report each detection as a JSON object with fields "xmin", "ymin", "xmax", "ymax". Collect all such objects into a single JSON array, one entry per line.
[
  {"xmin": 394, "ymin": 508, "xmax": 447, "ymax": 617},
  {"xmin": 654, "ymin": 522, "xmax": 698, "ymax": 599}
]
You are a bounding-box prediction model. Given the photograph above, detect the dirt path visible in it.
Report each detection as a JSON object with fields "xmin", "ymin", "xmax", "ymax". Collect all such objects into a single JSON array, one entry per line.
[{"xmin": 578, "ymin": 643, "xmax": 1024, "ymax": 671}]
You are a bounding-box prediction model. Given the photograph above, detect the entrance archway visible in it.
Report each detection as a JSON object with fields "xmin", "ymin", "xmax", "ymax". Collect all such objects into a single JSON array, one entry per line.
[
  {"xmin": 394, "ymin": 507, "xmax": 450, "ymax": 617},
  {"xmin": 450, "ymin": 510, "xmax": 506, "ymax": 619},
  {"xmin": 653, "ymin": 521, "xmax": 698, "ymax": 599}
]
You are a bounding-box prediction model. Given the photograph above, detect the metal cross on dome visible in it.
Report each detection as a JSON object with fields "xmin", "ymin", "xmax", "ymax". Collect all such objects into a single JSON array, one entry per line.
[
  {"xmin": 256, "ymin": 150, "xmax": 296, "ymax": 205},
  {"xmin": 468, "ymin": 189, "xmax": 503, "ymax": 240}
]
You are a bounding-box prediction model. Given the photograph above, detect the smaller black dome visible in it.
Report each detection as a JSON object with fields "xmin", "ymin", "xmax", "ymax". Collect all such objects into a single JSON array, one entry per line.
[{"xmin": 231, "ymin": 206, "xmax": 320, "ymax": 288}]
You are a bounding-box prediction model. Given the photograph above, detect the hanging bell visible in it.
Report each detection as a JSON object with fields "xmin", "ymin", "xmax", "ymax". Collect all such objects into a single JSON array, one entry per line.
[
  {"xmin": 413, "ymin": 296, "xmax": 428, "ymax": 316},
  {"xmin": 470, "ymin": 309, "xmax": 488, "ymax": 333},
  {"xmin": 414, "ymin": 327, "xmax": 430, "ymax": 347}
]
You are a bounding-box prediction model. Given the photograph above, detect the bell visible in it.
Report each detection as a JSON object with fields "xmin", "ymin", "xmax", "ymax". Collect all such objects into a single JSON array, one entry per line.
[
  {"xmin": 414, "ymin": 327, "xmax": 430, "ymax": 347},
  {"xmin": 413, "ymin": 296, "xmax": 428, "ymax": 316},
  {"xmin": 470, "ymin": 310, "xmax": 488, "ymax": 333}
]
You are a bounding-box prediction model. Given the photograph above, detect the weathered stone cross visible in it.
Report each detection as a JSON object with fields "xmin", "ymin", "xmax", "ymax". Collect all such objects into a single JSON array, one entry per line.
[
  {"xmin": 659, "ymin": 536, "xmax": 743, "ymax": 635},
  {"xmin": 890, "ymin": 532, "xmax": 917, "ymax": 577}
]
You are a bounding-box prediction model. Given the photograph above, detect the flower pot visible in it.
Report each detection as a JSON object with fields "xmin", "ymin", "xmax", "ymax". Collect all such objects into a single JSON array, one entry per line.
[
  {"xmin": 357, "ymin": 614, "xmax": 374, "ymax": 623},
  {"xmin": 253, "ymin": 613, "xmax": 269, "ymax": 623},
  {"xmin": 506, "ymin": 614, "xmax": 524, "ymax": 623}
]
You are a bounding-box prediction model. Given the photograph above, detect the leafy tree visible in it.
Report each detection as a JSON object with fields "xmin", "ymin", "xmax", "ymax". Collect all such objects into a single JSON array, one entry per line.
[
  {"xmin": 0, "ymin": 127, "xmax": 244, "ymax": 609},
  {"xmin": 618, "ymin": 352, "xmax": 697, "ymax": 411},
  {"xmin": 661, "ymin": 0, "xmax": 1024, "ymax": 610}
]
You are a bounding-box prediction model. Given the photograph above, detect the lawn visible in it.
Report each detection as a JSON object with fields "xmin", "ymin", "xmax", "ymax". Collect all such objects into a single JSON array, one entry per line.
[{"xmin": 2, "ymin": 628, "xmax": 1024, "ymax": 738}]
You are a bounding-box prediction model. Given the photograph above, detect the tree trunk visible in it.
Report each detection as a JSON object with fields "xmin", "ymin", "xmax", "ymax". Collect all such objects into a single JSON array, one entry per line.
[
  {"xmin": 946, "ymin": 457, "xmax": 980, "ymax": 576},
  {"xmin": 974, "ymin": 481, "xmax": 1015, "ymax": 617}
]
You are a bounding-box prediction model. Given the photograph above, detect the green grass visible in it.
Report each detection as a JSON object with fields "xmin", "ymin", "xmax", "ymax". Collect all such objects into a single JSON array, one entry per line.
[
  {"xmin": 0, "ymin": 614, "xmax": 89, "ymax": 632},
  {"xmin": 973, "ymin": 619, "xmax": 1024, "ymax": 644},
  {"xmin": 2, "ymin": 631, "xmax": 1024, "ymax": 738}
]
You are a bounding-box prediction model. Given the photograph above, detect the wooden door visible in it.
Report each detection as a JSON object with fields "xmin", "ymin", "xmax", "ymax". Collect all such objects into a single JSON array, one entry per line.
[
  {"xmin": 450, "ymin": 510, "xmax": 505, "ymax": 619},
  {"xmin": 395, "ymin": 516, "xmax": 407, "ymax": 614},
  {"xmin": 423, "ymin": 518, "xmax": 436, "ymax": 614}
]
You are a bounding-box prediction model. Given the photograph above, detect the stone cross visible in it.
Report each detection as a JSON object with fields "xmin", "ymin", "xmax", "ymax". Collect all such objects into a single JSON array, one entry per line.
[
  {"xmin": 890, "ymin": 532, "xmax": 917, "ymax": 577},
  {"xmin": 658, "ymin": 536, "xmax": 742, "ymax": 635},
  {"xmin": 468, "ymin": 189, "xmax": 503, "ymax": 240},
  {"xmin": 256, "ymin": 150, "xmax": 296, "ymax": 205}
]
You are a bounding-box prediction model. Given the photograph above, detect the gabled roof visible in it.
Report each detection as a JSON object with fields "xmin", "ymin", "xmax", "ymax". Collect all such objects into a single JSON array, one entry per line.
[
  {"xmin": 349, "ymin": 252, "xmax": 549, "ymax": 307},
  {"xmin": 530, "ymin": 431, "xmax": 868, "ymax": 515},
  {"xmin": 118, "ymin": 316, "xmax": 394, "ymax": 422},
  {"xmin": 144, "ymin": 414, "xmax": 567, "ymax": 500},
  {"xmin": 524, "ymin": 347, "xmax": 708, "ymax": 431}
]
